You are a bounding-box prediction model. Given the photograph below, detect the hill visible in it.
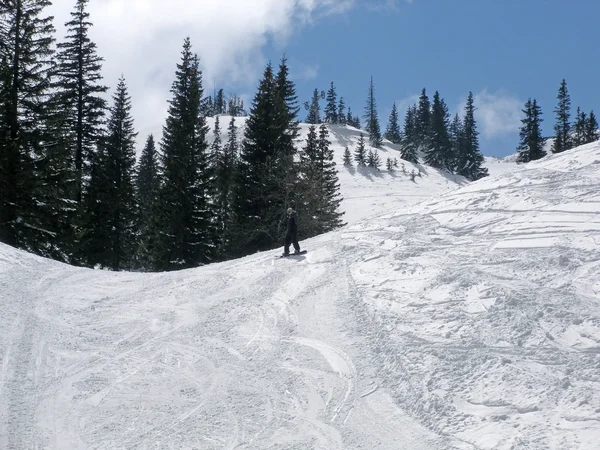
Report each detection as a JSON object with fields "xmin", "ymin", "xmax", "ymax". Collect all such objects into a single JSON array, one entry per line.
[
  {"xmin": 206, "ymin": 116, "xmax": 466, "ymax": 225},
  {"xmin": 1, "ymin": 136, "xmax": 599, "ymax": 448}
]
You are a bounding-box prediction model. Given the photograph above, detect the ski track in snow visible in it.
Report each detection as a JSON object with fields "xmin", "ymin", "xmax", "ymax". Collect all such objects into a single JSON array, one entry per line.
[{"xmin": 1, "ymin": 131, "xmax": 600, "ymax": 448}]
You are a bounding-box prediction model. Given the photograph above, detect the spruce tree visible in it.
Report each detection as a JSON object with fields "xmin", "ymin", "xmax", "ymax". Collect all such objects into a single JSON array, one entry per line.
[
  {"xmin": 275, "ymin": 55, "xmax": 300, "ymax": 178},
  {"xmin": 573, "ymin": 107, "xmax": 587, "ymax": 147},
  {"xmin": 230, "ymin": 59, "xmax": 299, "ymax": 257},
  {"xmin": 135, "ymin": 134, "xmax": 160, "ymax": 269},
  {"xmin": 347, "ymin": 108, "xmax": 354, "ymax": 127},
  {"xmin": 55, "ymin": 0, "xmax": 108, "ymax": 204},
  {"xmin": 324, "ymin": 82, "xmax": 338, "ymax": 124},
  {"xmin": 364, "ymin": 76, "xmax": 382, "ymax": 147},
  {"xmin": 585, "ymin": 111, "xmax": 599, "ymax": 144},
  {"xmin": 153, "ymin": 38, "xmax": 215, "ymax": 270},
  {"xmin": 415, "ymin": 88, "xmax": 431, "ymax": 150},
  {"xmin": 222, "ymin": 116, "xmax": 239, "ymax": 222},
  {"xmin": 215, "ymin": 88, "xmax": 225, "ymax": 114},
  {"xmin": 552, "ymin": 79, "xmax": 572, "ymax": 153},
  {"xmin": 298, "ymin": 125, "xmax": 318, "ymax": 236},
  {"xmin": 367, "ymin": 149, "xmax": 381, "ymax": 169},
  {"xmin": 82, "ymin": 77, "xmax": 137, "ymax": 270},
  {"xmin": 343, "ymin": 146, "xmax": 353, "ymax": 166},
  {"xmin": 315, "ymin": 124, "xmax": 344, "ymax": 232},
  {"xmin": 384, "ymin": 102, "xmax": 402, "ymax": 144},
  {"xmin": 425, "ymin": 91, "xmax": 452, "ymax": 170},
  {"xmin": 401, "ymin": 105, "xmax": 419, "ymax": 163},
  {"xmin": 449, "ymin": 113, "xmax": 463, "ymax": 173},
  {"xmin": 0, "ymin": 0, "xmax": 57, "ymax": 252},
  {"xmin": 354, "ymin": 133, "xmax": 367, "ymax": 166},
  {"xmin": 456, "ymin": 92, "xmax": 488, "ymax": 180},
  {"xmin": 516, "ymin": 98, "xmax": 546, "ymax": 163},
  {"xmin": 386, "ymin": 158, "xmax": 394, "ymax": 171},
  {"xmin": 210, "ymin": 115, "xmax": 222, "ymax": 170},
  {"xmin": 305, "ymin": 88, "xmax": 322, "ymax": 124},
  {"xmin": 210, "ymin": 116, "xmax": 228, "ymax": 242},
  {"xmin": 298, "ymin": 125, "xmax": 344, "ymax": 236},
  {"xmin": 338, "ymin": 97, "xmax": 346, "ymax": 125}
]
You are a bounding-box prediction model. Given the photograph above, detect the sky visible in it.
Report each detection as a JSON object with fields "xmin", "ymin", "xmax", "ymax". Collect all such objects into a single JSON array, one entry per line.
[{"xmin": 46, "ymin": 0, "xmax": 600, "ymax": 158}]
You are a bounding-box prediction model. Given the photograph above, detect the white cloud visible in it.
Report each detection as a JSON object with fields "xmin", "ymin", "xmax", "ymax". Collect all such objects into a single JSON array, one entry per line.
[
  {"xmin": 460, "ymin": 89, "xmax": 523, "ymax": 140},
  {"xmin": 46, "ymin": 0, "xmax": 354, "ymax": 149},
  {"xmin": 474, "ymin": 90, "xmax": 524, "ymax": 139}
]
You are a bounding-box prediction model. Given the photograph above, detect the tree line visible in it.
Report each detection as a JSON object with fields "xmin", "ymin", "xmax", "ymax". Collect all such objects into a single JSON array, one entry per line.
[
  {"xmin": 516, "ymin": 79, "xmax": 599, "ymax": 163},
  {"xmin": 0, "ymin": 0, "xmax": 344, "ymax": 271},
  {"xmin": 2, "ymin": 1, "xmax": 598, "ymax": 272}
]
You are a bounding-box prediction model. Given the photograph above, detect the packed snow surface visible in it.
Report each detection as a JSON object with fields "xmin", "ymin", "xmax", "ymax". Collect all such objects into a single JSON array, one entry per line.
[{"xmin": 1, "ymin": 133, "xmax": 600, "ymax": 449}]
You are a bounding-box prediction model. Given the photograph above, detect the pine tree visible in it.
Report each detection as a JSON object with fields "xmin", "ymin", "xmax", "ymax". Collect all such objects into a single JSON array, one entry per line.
[
  {"xmin": 386, "ymin": 158, "xmax": 394, "ymax": 171},
  {"xmin": 324, "ymin": 82, "xmax": 338, "ymax": 124},
  {"xmin": 384, "ymin": 102, "xmax": 402, "ymax": 144},
  {"xmin": 230, "ymin": 59, "xmax": 299, "ymax": 257},
  {"xmin": 347, "ymin": 108, "xmax": 354, "ymax": 127},
  {"xmin": 210, "ymin": 116, "xmax": 228, "ymax": 241},
  {"xmin": 415, "ymin": 88, "xmax": 431, "ymax": 150},
  {"xmin": 449, "ymin": 113, "xmax": 463, "ymax": 173},
  {"xmin": 82, "ymin": 77, "xmax": 138, "ymax": 270},
  {"xmin": 337, "ymin": 97, "xmax": 346, "ymax": 125},
  {"xmin": 305, "ymin": 88, "xmax": 323, "ymax": 124},
  {"xmin": 343, "ymin": 146, "xmax": 353, "ymax": 166},
  {"xmin": 215, "ymin": 88, "xmax": 225, "ymax": 114},
  {"xmin": 274, "ymin": 55, "xmax": 301, "ymax": 239},
  {"xmin": 227, "ymin": 94, "xmax": 245, "ymax": 116},
  {"xmin": 516, "ymin": 98, "xmax": 546, "ymax": 163},
  {"xmin": 315, "ymin": 124, "xmax": 344, "ymax": 232},
  {"xmin": 135, "ymin": 134, "xmax": 160, "ymax": 269},
  {"xmin": 55, "ymin": 0, "xmax": 108, "ymax": 204},
  {"xmin": 210, "ymin": 115, "xmax": 222, "ymax": 170},
  {"xmin": 364, "ymin": 76, "xmax": 382, "ymax": 147},
  {"xmin": 367, "ymin": 148, "xmax": 381, "ymax": 169},
  {"xmin": 153, "ymin": 38, "xmax": 215, "ymax": 270},
  {"xmin": 425, "ymin": 91, "xmax": 452, "ymax": 170},
  {"xmin": 456, "ymin": 92, "xmax": 488, "ymax": 180},
  {"xmin": 354, "ymin": 133, "xmax": 367, "ymax": 166},
  {"xmin": 552, "ymin": 79, "xmax": 572, "ymax": 153},
  {"xmin": 299, "ymin": 125, "xmax": 344, "ymax": 236},
  {"xmin": 401, "ymin": 105, "xmax": 419, "ymax": 163},
  {"xmin": 585, "ymin": 111, "xmax": 599, "ymax": 144},
  {"xmin": 0, "ymin": 0, "xmax": 57, "ymax": 253},
  {"xmin": 573, "ymin": 107, "xmax": 587, "ymax": 148}
]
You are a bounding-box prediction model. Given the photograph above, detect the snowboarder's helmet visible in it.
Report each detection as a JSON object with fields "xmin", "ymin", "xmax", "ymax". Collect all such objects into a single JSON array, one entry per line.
[{"xmin": 287, "ymin": 207, "xmax": 293, "ymax": 215}]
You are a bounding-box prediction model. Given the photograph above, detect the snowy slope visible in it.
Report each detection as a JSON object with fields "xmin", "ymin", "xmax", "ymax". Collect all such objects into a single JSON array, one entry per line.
[
  {"xmin": 206, "ymin": 116, "xmax": 466, "ymax": 224},
  {"xmin": 2, "ymin": 139, "xmax": 600, "ymax": 448},
  {"xmin": 484, "ymin": 154, "xmax": 519, "ymax": 178}
]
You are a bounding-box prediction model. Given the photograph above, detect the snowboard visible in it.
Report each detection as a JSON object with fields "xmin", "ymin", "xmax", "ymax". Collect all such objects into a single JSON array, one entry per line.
[{"xmin": 280, "ymin": 250, "xmax": 307, "ymax": 258}]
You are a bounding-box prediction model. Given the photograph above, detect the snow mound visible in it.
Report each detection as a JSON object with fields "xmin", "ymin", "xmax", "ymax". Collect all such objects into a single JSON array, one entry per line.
[{"xmin": 1, "ymin": 139, "xmax": 600, "ymax": 448}]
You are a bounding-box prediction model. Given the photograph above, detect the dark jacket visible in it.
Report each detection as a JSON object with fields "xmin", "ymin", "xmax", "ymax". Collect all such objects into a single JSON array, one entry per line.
[{"xmin": 286, "ymin": 210, "xmax": 298, "ymax": 234}]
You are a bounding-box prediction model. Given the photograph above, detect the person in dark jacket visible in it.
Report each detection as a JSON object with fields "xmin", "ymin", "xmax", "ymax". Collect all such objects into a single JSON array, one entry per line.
[{"xmin": 283, "ymin": 202, "xmax": 301, "ymax": 256}]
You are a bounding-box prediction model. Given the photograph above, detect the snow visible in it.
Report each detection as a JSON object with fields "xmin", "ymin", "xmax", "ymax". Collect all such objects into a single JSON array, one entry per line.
[
  {"xmin": 2, "ymin": 127, "xmax": 600, "ymax": 448},
  {"xmin": 207, "ymin": 117, "xmax": 466, "ymax": 225}
]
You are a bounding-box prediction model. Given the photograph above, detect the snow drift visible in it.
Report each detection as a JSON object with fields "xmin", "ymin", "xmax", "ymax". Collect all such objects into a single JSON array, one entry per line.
[{"xmin": 1, "ymin": 135, "xmax": 600, "ymax": 449}]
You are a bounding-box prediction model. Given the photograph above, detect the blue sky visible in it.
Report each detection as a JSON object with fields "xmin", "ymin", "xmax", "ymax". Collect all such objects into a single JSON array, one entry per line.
[
  {"xmin": 256, "ymin": 0, "xmax": 600, "ymax": 157},
  {"xmin": 49, "ymin": 0, "xmax": 599, "ymax": 158}
]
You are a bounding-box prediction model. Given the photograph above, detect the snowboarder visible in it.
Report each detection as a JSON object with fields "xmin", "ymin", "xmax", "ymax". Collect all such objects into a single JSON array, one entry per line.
[{"xmin": 283, "ymin": 201, "xmax": 301, "ymax": 256}]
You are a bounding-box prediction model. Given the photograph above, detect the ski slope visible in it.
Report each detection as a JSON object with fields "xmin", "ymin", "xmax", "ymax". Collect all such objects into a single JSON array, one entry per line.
[{"xmin": 2, "ymin": 134, "xmax": 600, "ymax": 448}]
